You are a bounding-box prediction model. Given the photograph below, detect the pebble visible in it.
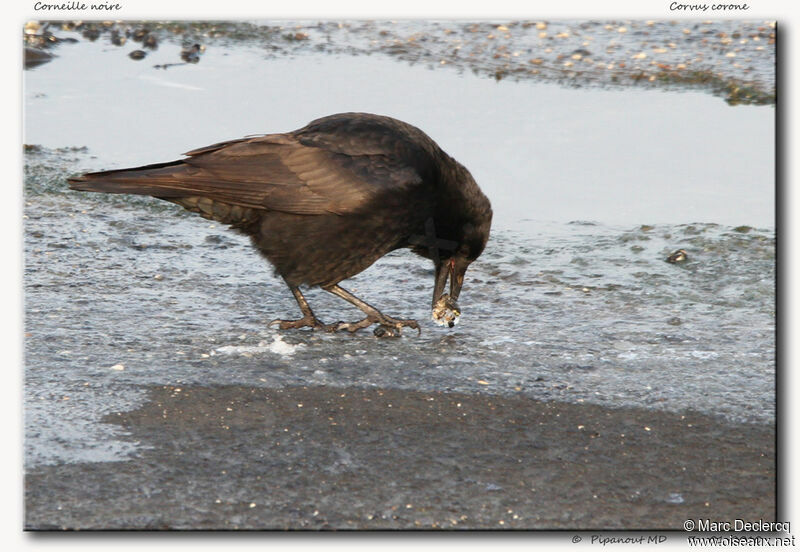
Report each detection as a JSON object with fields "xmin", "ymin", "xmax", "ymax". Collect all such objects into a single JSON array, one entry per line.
[
  {"xmin": 666, "ymin": 249, "xmax": 688, "ymax": 263},
  {"xmin": 143, "ymin": 35, "xmax": 158, "ymax": 49}
]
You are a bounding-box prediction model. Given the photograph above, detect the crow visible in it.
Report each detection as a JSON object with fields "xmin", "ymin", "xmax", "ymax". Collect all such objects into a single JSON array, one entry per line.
[{"xmin": 68, "ymin": 112, "xmax": 493, "ymax": 337}]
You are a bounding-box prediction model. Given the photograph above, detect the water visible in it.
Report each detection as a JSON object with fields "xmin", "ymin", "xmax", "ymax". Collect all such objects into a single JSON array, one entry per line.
[
  {"xmin": 25, "ymin": 37, "xmax": 773, "ymax": 228},
  {"xmin": 23, "ymin": 24, "xmax": 774, "ymax": 467}
]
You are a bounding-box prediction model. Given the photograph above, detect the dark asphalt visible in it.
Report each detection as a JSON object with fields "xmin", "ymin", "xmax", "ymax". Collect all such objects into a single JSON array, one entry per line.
[{"xmin": 24, "ymin": 385, "xmax": 775, "ymax": 530}]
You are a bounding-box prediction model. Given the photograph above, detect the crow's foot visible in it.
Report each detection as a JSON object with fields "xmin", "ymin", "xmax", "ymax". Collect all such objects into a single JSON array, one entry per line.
[
  {"xmin": 332, "ymin": 317, "xmax": 375, "ymax": 333},
  {"xmin": 268, "ymin": 315, "xmax": 326, "ymax": 331},
  {"xmin": 321, "ymin": 284, "xmax": 421, "ymax": 337},
  {"xmin": 377, "ymin": 315, "xmax": 421, "ymax": 337},
  {"xmin": 330, "ymin": 314, "xmax": 420, "ymax": 337}
]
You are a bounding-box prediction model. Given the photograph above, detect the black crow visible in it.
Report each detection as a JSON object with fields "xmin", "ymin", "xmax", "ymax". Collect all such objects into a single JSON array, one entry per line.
[{"xmin": 69, "ymin": 112, "xmax": 492, "ymax": 336}]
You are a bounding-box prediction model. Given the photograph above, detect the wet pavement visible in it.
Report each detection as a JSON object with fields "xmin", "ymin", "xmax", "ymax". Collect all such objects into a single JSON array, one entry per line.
[
  {"xmin": 22, "ymin": 19, "xmax": 775, "ymax": 530},
  {"xmin": 25, "ymin": 385, "xmax": 774, "ymax": 530}
]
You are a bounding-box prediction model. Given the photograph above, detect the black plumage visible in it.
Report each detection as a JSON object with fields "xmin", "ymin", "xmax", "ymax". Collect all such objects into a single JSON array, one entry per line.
[{"xmin": 68, "ymin": 112, "xmax": 493, "ymax": 336}]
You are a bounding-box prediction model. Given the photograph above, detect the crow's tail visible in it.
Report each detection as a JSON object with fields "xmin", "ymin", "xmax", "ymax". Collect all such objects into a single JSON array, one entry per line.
[{"xmin": 67, "ymin": 160, "xmax": 187, "ymax": 197}]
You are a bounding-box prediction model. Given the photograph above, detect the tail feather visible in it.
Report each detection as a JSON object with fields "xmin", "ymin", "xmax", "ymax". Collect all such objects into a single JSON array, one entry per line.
[
  {"xmin": 69, "ymin": 160, "xmax": 262, "ymax": 227},
  {"xmin": 68, "ymin": 158, "xmax": 269, "ymax": 209},
  {"xmin": 67, "ymin": 160, "xmax": 187, "ymax": 196}
]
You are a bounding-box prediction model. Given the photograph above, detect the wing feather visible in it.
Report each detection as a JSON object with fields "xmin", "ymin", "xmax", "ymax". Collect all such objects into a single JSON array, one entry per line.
[{"xmin": 70, "ymin": 124, "xmax": 426, "ymax": 216}]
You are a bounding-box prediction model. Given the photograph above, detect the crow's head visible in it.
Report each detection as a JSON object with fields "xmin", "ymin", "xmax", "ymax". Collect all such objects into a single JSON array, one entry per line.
[{"xmin": 431, "ymin": 213, "xmax": 492, "ymax": 328}]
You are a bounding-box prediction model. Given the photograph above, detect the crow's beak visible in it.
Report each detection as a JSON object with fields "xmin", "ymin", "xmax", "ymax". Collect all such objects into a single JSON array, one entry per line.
[
  {"xmin": 451, "ymin": 260, "xmax": 467, "ymax": 304},
  {"xmin": 433, "ymin": 258, "xmax": 452, "ymax": 308},
  {"xmin": 431, "ymin": 257, "xmax": 468, "ymax": 327},
  {"xmin": 432, "ymin": 257, "xmax": 469, "ymax": 307}
]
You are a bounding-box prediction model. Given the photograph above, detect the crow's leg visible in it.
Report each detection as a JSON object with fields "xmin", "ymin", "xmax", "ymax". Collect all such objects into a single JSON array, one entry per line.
[
  {"xmin": 323, "ymin": 284, "xmax": 420, "ymax": 337},
  {"xmin": 269, "ymin": 281, "xmax": 328, "ymax": 330}
]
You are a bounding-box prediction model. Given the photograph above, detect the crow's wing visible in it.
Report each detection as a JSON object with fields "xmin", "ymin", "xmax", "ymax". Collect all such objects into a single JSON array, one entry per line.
[{"xmin": 69, "ymin": 133, "xmax": 424, "ymax": 216}]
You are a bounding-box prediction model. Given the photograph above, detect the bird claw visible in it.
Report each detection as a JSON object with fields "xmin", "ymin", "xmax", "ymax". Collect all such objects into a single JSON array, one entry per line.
[
  {"xmin": 331, "ymin": 318, "xmax": 374, "ymax": 333},
  {"xmin": 271, "ymin": 314, "xmax": 420, "ymax": 337},
  {"xmin": 373, "ymin": 317, "xmax": 421, "ymax": 337},
  {"xmin": 268, "ymin": 316, "xmax": 325, "ymax": 330},
  {"xmin": 331, "ymin": 316, "xmax": 421, "ymax": 337}
]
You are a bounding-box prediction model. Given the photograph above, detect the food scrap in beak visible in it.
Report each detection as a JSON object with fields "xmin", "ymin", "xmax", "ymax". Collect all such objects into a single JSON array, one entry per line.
[{"xmin": 432, "ymin": 294, "xmax": 461, "ymax": 327}]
